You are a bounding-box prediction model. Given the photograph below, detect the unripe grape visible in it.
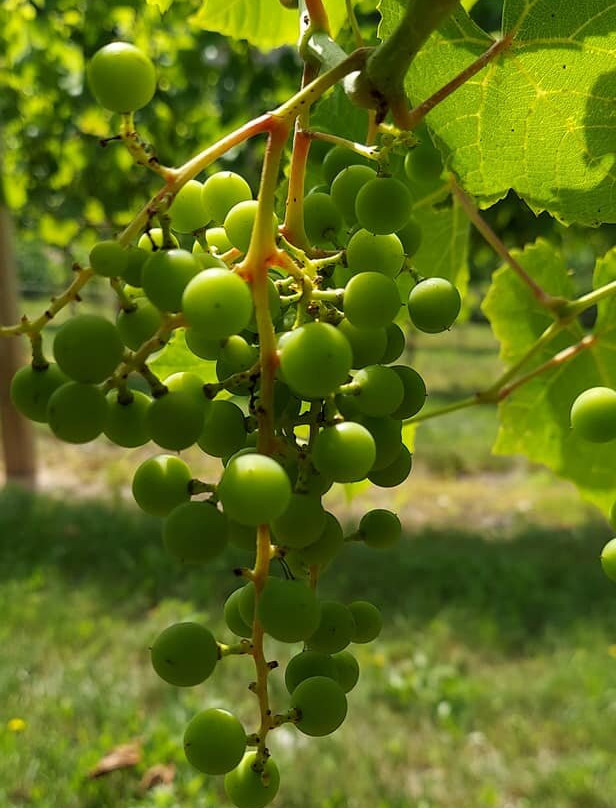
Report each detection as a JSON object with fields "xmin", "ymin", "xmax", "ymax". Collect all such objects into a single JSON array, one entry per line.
[
  {"xmin": 53, "ymin": 314, "xmax": 124, "ymax": 384},
  {"xmin": 168, "ymin": 180, "xmax": 209, "ymax": 233},
  {"xmin": 88, "ymin": 42, "xmax": 156, "ymax": 113},
  {"xmin": 164, "ymin": 371, "xmax": 207, "ymax": 404},
  {"xmin": 332, "ymin": 650, "xmax": 360, "ymax": 693},
  {"xmin": 285, "ymin": 650, "xmax": 337, "ymax": 694},
  {"xmin": 224, "ymin": 200, "xmax": 278, "ymax": 253},
  {"xmin": 163, "ymin": 501, "xmax": 227, "ymax": 563},
  {"xmin": 195, "ymin": 251, "xmax": 227, "ymax": 270},
  {"xmin": 358, "ymin": 415, "xmax": 402, "ymax": 470},
  {"xmin": 337, "ymin": 320, "xmax": 388, "ymax": 369},
  {"xmin": 344, "ymin": 272, "xmax": 401, "ymax": 329},
  {"xmin": 10, "ymin": 363, "xmax": 68, "ymax": 423},
  {"xmin": 600, "ymin": 538, "xmax": 616, "ymax": 582},
  {"xmin": 312, "ymin": 422, "xmax": 376, "ymax": 483},
  {"xmin": 355, "ymin": 177, "xmax": 412, "ymax": 235},
  {"xmin": 185, "ymin": 328, "xmax": 224, "ymax": 360},
  {"xmin": 346, "ymin": 229, "xmax": 405, "ymax": 277},
  {"xmin": 359, "ymin": 508, "xmax": 402, "ymax": 549},
  {"xmin": 298, "ymin": 512, "xmax": 344, "ymax": 567},
  {"xmin": 303, "ymin": 192, "xmax": 343, "ymax": 247},
  {"xmin": 349, "ymin": 601, "xmax": 382, "ymax": 643},
  {"xmin": 351, "ymin": 365, "xmax": 404, "ymax": 417},
  {"xmin": 396, "ymin": 217, "xmax": 423, "ymax": 257},
  {"xmin": 323, "ymin": 146, "xmax": 368, "ymax": 185},
  {"xmin": 89, "ymin": 240, "xmax": 128, "ymax": 278},
  {"xmin": 205, "ymin": 226, "xmax": 233, "ymax": 254},
  {"xmin": 390, "ymin": 365, "xmax": 426, "ymax": 419},
  {"xmin": 147, "ymin": 389, "xmax": 206, "ymax": 451},
  {"xmin": 116, "ymin": 297, "xmax": 162, "ymax": 350},
  {"xmin": 198, "ymin": 400, "xmax": 247, "ymax": 458},
  {"xmin": 408, "ymin": 277, "xmax": 461, "ymax": 333},
  {"xmin": 142, "ymin": 249, "xmax": 201, "ymax": 313},
  {"xmin": 224, "ymin": 752, "xmax": 280, "ymax": 808},
  {"xmin": 278, "ymin": 322, "xmax": 352, "ymax": 399},
  {"xmin": 184, "ymin": 708, "xmax": 246, "ymax": 775},
  {"xmin": 291, "ymin": 675, "xmax": 348, "ymax": 736},
  {"xmin": 271, "ymin": 493, "xmax": 326, "ymax": 549},
  {"xmin": 104, "ymin": 389, "xmax": 150, "ymax": 448},
  {"xmin": 404, "ymin": 139, "xmax": 443, "ymax": 184},
  {"xmin": 182, "ymin": 268, "xmax": 254, "ymax": 339},
  {"xmin": 228, "ymin": 521, "xmax": 257, "ymax": 553},
  {"xmin": 137, "ymin": 228, "xmax": 179, "ymax": 251},
  {"xmin": 307, "ymin": 601, "xmax": 355, "ymax": 654},
  {"xmin": 609, "ymin": 501, "xmax": 616, "ymax": 531},
  {"xmin": 368, "ymin": 443, "xmax": 413, "ymax": 487},
  {"xmin": 150, "ymin": 622, "xmax": 218, "ymax": 687},
  {"xmin": 224, "ymin": 588, "xmax": 253, "ymax": 638},
  {"xmin": 331, "ymin": 165, "xmax": 376, "ymax": 224},
  {"xmin": 202, "ymin": 172, "xmax": 252, "ymax": 224},
  {"xmin": 47, "ymin": 382, "xmax": 108, "ymax": 444},
  {"xmin": 238, "ymin": 582, "xmax": 256, "ymax": 625},
  {"xmin": 257, "ymin": 578, "xmax": 321, "ymax": 643},
  {"xmin": 121, "ymin": 247, "xmax": 149, "ymax": 286},
  {"xmin": 218, "ymin": 453, "xmax": 292, "ymax": 526},
  {"xmin": 217, "ymin": 335, "xmax": 259, "ymax": 393},
  {"xmin": 131, "ymin": 454, "xmax": 192, "ymax": 516},
  {"xmin": 381, "ymin": 323, "xmax": 406, "ymax": 364},
  {"xmin": 570, "ymin": 387, "xmax": 616, "ymax": 443}
]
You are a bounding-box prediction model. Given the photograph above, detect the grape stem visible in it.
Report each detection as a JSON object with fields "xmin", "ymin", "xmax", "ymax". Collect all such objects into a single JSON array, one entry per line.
[{"xmin": 304, "ymin": 129, "xmax": 380, "ymax": 162}]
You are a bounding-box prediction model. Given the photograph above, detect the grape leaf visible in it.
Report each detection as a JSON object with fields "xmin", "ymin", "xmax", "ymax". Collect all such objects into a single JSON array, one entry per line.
[
  {"xmin": 310, "ymin": 84, "xmax": 370, "ymax": 143},
  {"xmin": 379, "ymin": 0, "xmax": 616, "ymax": 226},
  {"xmin": 483, "ymin": 240, "xmax": 616, "ymax": 513},
  {"xmin": 192, "ymin": 0, "xmax": 347, "ymax": 51},
  {"xmin": 149, "ymin": 329, "xmax": 218, "ymax": 383}
]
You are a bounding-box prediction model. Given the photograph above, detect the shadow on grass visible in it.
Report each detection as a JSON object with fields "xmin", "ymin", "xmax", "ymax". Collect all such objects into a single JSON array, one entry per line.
[{"xmin": 1, "ymin": 485, "xmax": 613, "ymax": 652}]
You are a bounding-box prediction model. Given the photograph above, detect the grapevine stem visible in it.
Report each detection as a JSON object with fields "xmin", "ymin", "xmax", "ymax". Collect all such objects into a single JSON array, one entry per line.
[
  {"xmin": 564, "ymin": 279, "xmax": 616, "ymax": 318},
  {"xmin": 304, "ymin": 0, "xmax": 331, "ymax": 33},
  {"xmin": 346, "ymin": 0, "xmax": 364, "ymax": 48},
  {"xmin": 304, "ymin": 130, "xmax": 379, "ymax": 161}
]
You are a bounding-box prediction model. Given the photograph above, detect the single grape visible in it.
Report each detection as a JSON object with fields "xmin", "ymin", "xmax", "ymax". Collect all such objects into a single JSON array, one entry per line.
[
  {"xmin": 121, "ymin": 247, "xmax": 149, "ymax": 286},
  {"xmin": 390, "ymin": 365, "xmax": 427, "ymax": 419},
  {"xmin": 228, "ymin": 521, "xmax": 257, "ymax": 553},
  {"xmin": 142, "ymin": 249, "xmax": 201, "ymax": 313},
  {"xmin": 330, "ymin": 165, "xmax": 377, "ymax": 224},
  {"xmin": 344, "ymin": 272, "xmax": 401, "ymax": 329},
  {"xmin": 104, "ymin": 389, "xmax": 151, "ymax": 447},
  {"xmin": 278, "ymin": 322, "xmax": 352, "ymax": 399},
  {"xmin": 195, "ymin": 251, "xmax": 227, "ymax": 270},
  {"xmin": 337, "ymin": 320, "xmax": 388, "ymax": 369},
  {"xmin": 570, "ymin": 387, "xmax": 616, "ymax": 443},
  {"xmin": 224, "ymin": 201, "xmax": 278, "ymax": 253},
  {"xmin": 238, "ymin": 582, "xmax": 256, "ymax": 626},
  {"xmin": 168, "ymin": 180, "xmax": 209, "ymax": 233},
  {"xmin": 150, "ymin": 622, "xmax": 218, "ymax": 687},
  {"xmin": 306, "ymin": 601, "xmax": 355, "ymax": 654},
  {"xmin": 408, "ymin": 277, "xmax": 461, "ymax": 333},
  {"xmin": 89, "ymin": 240, "xmax": 129, "ymax": 278},
  {"xmin": 346, "ymin": 229, "xmax": 405, "ymax": 277},
  {"xmin": 297, "ymin": 512, "xmax": 344, "ymax": 567},
  {"xmin": 224, "ymin": 752, "xmax": 280, "ymax": 808},
  {"xmin": 184, "ymin": 708, "xmax": 246, "ymax": 775},
  {"xmin": 131, "ymin": 454, "xmax": 192, "ymax": 516},
  {"xmin": 224, "ymin": 588, "xmax": 253, "ymax": 638},
  {"xmin": 185, "ymin": 328, "xmax": 224, "ymax": 360},
  {"xmin": 217, "ymin": 335, "xmax": 259, "ymax": 393},
  {"xmin": 163, "ymin": 501, "xmax": 228, "ymax": 563},
  {"xmin": 359, "ymin": 415, "xmax": 403, "ymax": 470},
  {"xmin": 201, "ymin": 172, "xmax": 252, "ymax": 224},
  {"xmin": 53, "ymin": 314, "xmax": 124, "ymax": 384},
  {"xmin": 359, "ymin": 509, "xmax": 402, "ymax": 549},
  {"xmin": 303, "ymin": 192, "xmax": 343, "ymax": 247},
  {"xmin": 88, "ymin": 42, "xmax": 156, "ymax": 113},
  {"xmin": 285, "ymin": 650, "xmax": 337, "ymax": 694},
  {"xmin": 218, "ymin": 453, "xmax": 292, "ymax": 526},
  {"xmin": 291, "ymin": 675, "xmax": 348, "ymax": 736},
  {"xmin": 312, "ymin": 422, "xmax": 376, "ymax": 483},
  {"xmin": 257, "ymin": 578, "xmax": 321, "ymax": 643},
  {"xmin": 381, "ymin": 323, "xmax": 406, "ymax": 364},
  {"xmin": 205, "ymin": 226, "xmax": 233, "ymax": 254},
  {"xmin": 396, "ymin": 217, "xmax": 423, "ymax": 257},
  {"xmin": 323, "ymin": 146, "xmax": 368, "ymax": 185},
  {"xmin": 404, "ymin": 139, "xmax": 443, "ymax": 184},
  {"xmin": 46, "ymin": 382, "xmax": 108, "ymax": 444},
  {"xmin": 355, "ymin": 177, "xmax": 412, "ymax": 235},
  {"xmin": 349, "ymin": 601, "xmax": 382, "ymax": 643},
  {"xmin": 182, "ymin": 268, "xmax": 254, "ymax": 339},
  {"xmin": 600, "ymin": 538, "xmax": 616, "ymax": 582},
  {"xmin": 332, "ymin": 650, "xmax": 360, "ymax": 693},
  {"xmin": 198, "ymin": 400, "xmax": 247, "ymax": 458},
  {"xmin": 164, "ymin": 371, "xmax": 207, "ymax": 403},
  {"xmin": 116, "ymin": 297, "xmax": 162, "ymax": 350},
  {"xmin": 368, "ymin": 443, "xmax": 413, "ymax": 487},
  {"xmin": 137, "ymin": 228, "xmax": 179, "ymax": 251},
  {"xmin": 271, "ymin": 493, "xmax": 326, "ymax": 549},
  {"xmin": 247, "ymin": 277, "xmax": 282, "ymax": 333},
  {"xmin": 351, "ymin": 365, "xmax": 404, "ymax": 417},
  {"xmin": 10, "ymin": 363, "xmax": 68, "ymax": 423},
  {"xmin": 147, "ymin": 389, "xmax": 206, "ymax": 451}
]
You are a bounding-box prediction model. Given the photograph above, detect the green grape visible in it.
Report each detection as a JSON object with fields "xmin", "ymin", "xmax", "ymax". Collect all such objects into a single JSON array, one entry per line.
[
  {"xmin": 284, "ymin": 550, "xmax": 310, "ymax": 581},
  {"xmin": 168, "ymin": 180, "xmax": 209, "ymax": 233},
  {"xmin": 257, "ymin": 578, "xmax": 321, "ymax": 643},
  {"xmin": 303, "ymin": 192, "xmax": 343, "ymax": 247},
  {"xmin": 297, "ymin": 512, "xmax": 344, "ymax": 566},
  {"xmin": 184, "ymin": 708, "xmax": 246, "ymax": 775},
  {"xmin": 359, "ymin": 415, "xmax": 403, "ymax": 470},
  {"xmin": 381, "ymin": 323, "xmax": 406, "ymax": 364},
  {"xmin": 47, "ymin": 382, "xmax": 108, "ymax": 444},
  {"xmin": 278, "ymin": 322, "xmax": 352, "ymax": 399},
  {"xmin": 116, "ymin": 297, "xmax": 162, "ymax": 350},
  {"xmin": 198, "ymin": 400, "xmax": 247, "ymax": 458},
  {"xmin": 610, "ymin": 501, "xmax": 616, "ymax": 531},
  {"xmin": 407, "ymin": 277, "xmax": 461, "ymax": 333},
  {"xmin": 150, "ymin": 622, "xmax": 218, "ymax": 687},
  {"xmin": 195, "ymin": 251, "xmax": 227, "ymax": 270},
  {"xmin": 218, "ymin": 453, "xmax": 292, "ymax": 526},
  {"xmin": 330, "ymin": 165, "xmax": 376, "ymax": 224},
  {"xmin": 10, "ymin": 363, "xmax": 68, "ymax": 423},
  {"xmin": 224, "ymin": 201, "xmax": 278, "ymax": 253},
  {"xmin": 306, "ymin": 601, "xmax": 355, "ymax": 654},
  {"xmin": 346, "ymin": 229, "xmax": 405, "ymax": 277},
  {"xmin": 147, "ymin": 389, "xmax": 206, "ymax": 451},
  {"xmin": 570, "ymin": 387, "xmax": 616, "ymax": 443},
  {"xmin": 137, "ymin": 228, "xmax": 179, "ymax": 251},
  {"xmin": 600, "ymin": 538, "xmax": 616, "ymax": 582},
  {"xmin": 121, "ymin": 247, "xmax": 149, "ymax": 286},
  {"xmin": 182, "ymin": 268, "xmax": 254, "ymax": 339},
  {"xmin": 404, "ymin": 139, "xmax": 443, "ymax": 184},
  {"xmin": 142, "ymin": 249, "xmax": 201, "ymax": 313},
  {"xmin": 201, "ymin": 172, "xmax": 253, "ymax": 224},
  {"xmin": 396, "ymin": 217, "xmax": 423, "ymax": 257},
  {"xmin": 323, "ymin": 146, "xmax": 368, "ymax": 185},
  {"xmin": 349, "ymin": 601, "xmax": 382, "ymax": 643},
  {"xmin": 307, "ymin": 183, "xmax": 330, "ymax": 195},
  {"xmin": 291, "ymin": 675, "xmax": 348, "ymax": 736},
  {"xmin": 285, "ymin": 650, "xmax": 337, "ymax": 694},
  {"xmin": 53, "ymin": 314, "xmax": 124, "ymax": 384},
  {"xmin": 228, "ymin": 521, "xmax": 257, "ymax": 553},
  {"xmin": 351, "ymin": 365, "xmax": 404, "ymax": 417},
  {"xmin": 89, "ymin": 240, "xmax": 129, "ymax": 278},
  {"xmin": 87, "ymin": 42, "xmax": 156, "ymax": 113},
  {"xmin": 163, "ymin": 371, "xmax": 207, "ymax": 405},
  {"xmin": 390, "ymin": 365, "xmax": 426, "ymax": 419},
  {"xmin": 344, "ymin": 272, "xmax": 401, "ymax": 329},
  {"xmin": 224, "ymin": 753, "xmax": 280, "ymax": 808},
  {"xmin": 131, "ymin": 454, "xmax": 192, "ymax": 516},
  {"xmin": 104, "ymin": 389, "xmax": 150, "ymax": 447},
  {"xmin": 217, "ymin": 335, "xmax": 259, "ymax": 393},
  {"xmin": 185, "ymin": 328, "xmax": 224, "ymax": 360},
  {"xmin": 368, "ymin": 443, "xmax": 412, "ymax": 487},
  {"xmin": 355, "ymin": 177, "xmax": 412, "ymax": 235},
  {"xmin": 332, "ymin": 650, "xmax": 360, "ymax": 693},
  {"xmin": 359, "ymin": 508, "xmax": 401, "ymax": 549},
  {"xmin": 163, "ymin": 501, "xmax": 227, "ymax": 563},
  {"xmin": 224, "ymin": 588, "xmax": 253, "ymax": 638},
  {"xmin": 271, "ymin": 493, "xmax": 326, "ymax": 549},
  {"xmin": 312, "ymin": 422, "xmax": 376, "ymax": 483},
  {"xmin": 206, "ymin": 226, "xmax": 233, "ymax": 254},
  {"xmin": 238, "ymin": 582, "xmax": 256, "ymax": 625},
  {"xmin": 337, "ymin": 320, "xmax": 388, "ymax": 369},
  {"xmin": 297, "ymin": 466, "xmax": 334, "ymax": 498}
]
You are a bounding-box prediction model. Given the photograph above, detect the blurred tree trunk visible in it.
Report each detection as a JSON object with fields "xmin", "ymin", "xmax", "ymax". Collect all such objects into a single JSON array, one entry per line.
[{"xmin": 0, "ymin": 148, "xmax": 36, "ymax": 487}]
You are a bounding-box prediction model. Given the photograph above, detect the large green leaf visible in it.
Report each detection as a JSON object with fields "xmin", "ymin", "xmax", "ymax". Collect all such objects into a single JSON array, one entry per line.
[
  {"xmin": 412, "ymin": 195, "xmax": 470, "ymax": 296},
  {"xmin": 483, "ymin": 240, "xmax": 616, "ymax": 513},
  {"xmin": 379, "ymin": 0, "xmax": 616, "ymax": 226},
  {"xmin": 193, "ymin": 0, "xmax": 347, "ymax": 51}
]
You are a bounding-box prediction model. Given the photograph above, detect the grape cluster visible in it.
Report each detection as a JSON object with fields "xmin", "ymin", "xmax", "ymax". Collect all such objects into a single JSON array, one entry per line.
[{"xmin": 8, "ymin": 42, "xmax": 465, "ymax": 807}]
